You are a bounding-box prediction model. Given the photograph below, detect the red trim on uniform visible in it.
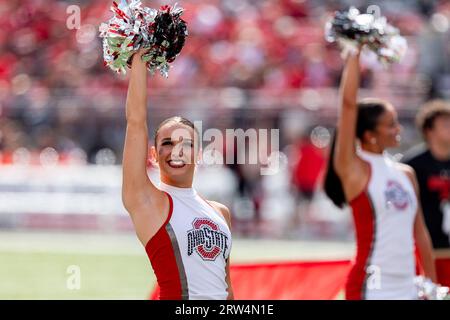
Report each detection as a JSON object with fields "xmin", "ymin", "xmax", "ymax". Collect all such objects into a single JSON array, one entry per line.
[
  {"xmin": 346, "ymin": 161, "xmax": 375, "ymax": 300},
  {"xmin": 346, "ymin": 191, "xmax": 375, "ymax": 300},
  {"xmin": 145, "ymin": 192, "xmax": 182, "ymax": 300}
]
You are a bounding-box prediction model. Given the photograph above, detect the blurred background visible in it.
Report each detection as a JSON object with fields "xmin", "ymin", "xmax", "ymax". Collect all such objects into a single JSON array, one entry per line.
[{"xmin": 0, "ymin": 0, "xmax": 449, "ymax": 298}]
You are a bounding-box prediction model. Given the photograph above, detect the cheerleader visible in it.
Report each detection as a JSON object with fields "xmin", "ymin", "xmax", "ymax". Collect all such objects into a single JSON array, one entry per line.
[
  {"xmin": 122, "ymin": 50, "xmax": 233, "ymax": 300},
  {"xmin": 324, "ymin": 48, "xmax": 437, "ymax": 299}
]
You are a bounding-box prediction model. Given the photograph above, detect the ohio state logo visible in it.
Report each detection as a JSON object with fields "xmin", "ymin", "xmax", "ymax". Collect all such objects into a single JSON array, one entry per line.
[
  {"xmin": 187, "ymin": 218, "xmax": 229, "ymax": 261},
  {"xmin": 384, "ymin": 180, "xmax": 410, "ymax": 210}
]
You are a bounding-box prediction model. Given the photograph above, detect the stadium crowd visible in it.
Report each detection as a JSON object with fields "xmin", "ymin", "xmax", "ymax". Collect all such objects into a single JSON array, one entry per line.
[{"xmin": 0, "ymin": 0, "xmax": 449, "ymax": 236}]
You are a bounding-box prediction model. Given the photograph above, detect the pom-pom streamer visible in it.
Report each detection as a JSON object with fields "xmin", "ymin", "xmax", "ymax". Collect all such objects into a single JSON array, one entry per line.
[
  {"xmin": 325, "ymin": 6, "xmax": 407, "ymax": 65},
  {"xmin": 99, "ymin": 0, "xmax": 188, "ymax": 77}
]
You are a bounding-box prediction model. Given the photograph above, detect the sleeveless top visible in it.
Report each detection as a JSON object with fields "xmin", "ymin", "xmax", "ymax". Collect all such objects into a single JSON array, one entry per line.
[
  {"xmin": 346, "ymin": 150, "xmax": 418, "ymax": 300},
  {"xmin": 145, "ymin": 182, "xmax": 232, "ymax": 300}
]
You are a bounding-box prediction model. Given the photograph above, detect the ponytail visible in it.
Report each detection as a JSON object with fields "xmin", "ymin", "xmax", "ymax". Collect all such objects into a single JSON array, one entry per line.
[
  {"xmin": 324, "ymin": 130, "xmax": 347, "ymax": 208},
  {"xmin": 324, "ymin": 99, "xmax": 388, "ymax": 208}
]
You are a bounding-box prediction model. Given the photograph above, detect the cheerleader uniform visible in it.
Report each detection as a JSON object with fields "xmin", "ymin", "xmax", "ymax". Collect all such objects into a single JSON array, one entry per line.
[
  {"xmin": 346, "ymin": 150, "xmax": 418, "ymax": 300},
  {"xmin": 145, "ymin": 182, "xmax": 232, "ymax": 300}
]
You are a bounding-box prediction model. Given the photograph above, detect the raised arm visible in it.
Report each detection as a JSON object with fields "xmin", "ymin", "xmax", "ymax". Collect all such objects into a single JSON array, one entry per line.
[
  {"xmin": 122, "ymin": 51, "xmax": 167, "ymax": 244},
  {"xmin": 333, "ymin": 50, "xmax": 361, "ymax": 176}
]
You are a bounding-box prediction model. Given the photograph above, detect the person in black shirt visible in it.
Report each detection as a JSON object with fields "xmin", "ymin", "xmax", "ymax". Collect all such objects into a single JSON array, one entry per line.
[{"xmin": 403, "ymin": 99, "xmax": 450, "ymax": 286}]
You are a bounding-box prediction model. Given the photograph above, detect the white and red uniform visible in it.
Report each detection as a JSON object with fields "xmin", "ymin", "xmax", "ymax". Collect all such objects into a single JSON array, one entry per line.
[
  {"xmin": 347, "ymin": 150, "xmax": 418, "ymax": 300},
  {"xmin": 146, "ymin": 182, "xmax": 232, "ymax": 300}
]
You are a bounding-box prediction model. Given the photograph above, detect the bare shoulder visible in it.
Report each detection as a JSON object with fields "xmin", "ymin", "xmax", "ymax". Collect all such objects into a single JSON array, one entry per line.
[
  {"xmin": 395, "ymin": 162, "xmax": 419, "ymax": 191},
  {"xmin": 123, "ymin": 188, "xmax": 171, "ymax": 247},
  {"xmin": 206, "ymin": 200, "xmax": 232, "ymax": 228},
  {"xmin": 395, "ymin": 162, "xmax": 416, "ymax": 180},
  {"xmin": 123, "ymin": 184, "xmax": 167, "ymax": 216},
  {"xmin": 337, "ymin": 154, "xmax": 369, "ymax": 180},
  {"xmin": 338, "ymin": 156, "xmax": 371, "ymax": 201}
]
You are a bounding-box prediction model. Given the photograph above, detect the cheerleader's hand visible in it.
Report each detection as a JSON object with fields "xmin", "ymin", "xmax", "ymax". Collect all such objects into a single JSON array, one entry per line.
[{"xmin": 130, "ymin": 48, "xmax": 150, "ymax": 67}]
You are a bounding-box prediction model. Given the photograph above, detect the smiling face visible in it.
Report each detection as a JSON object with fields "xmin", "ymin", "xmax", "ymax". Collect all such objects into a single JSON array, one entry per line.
[
  {"xmin": 151, "ymin": 121, "xmax": 200, "ymax": 187},
  {"xmin": 358, "ymin": 99, "xmax": 402, "ymax": 152},
  {"xmin": 368, "ymin": 104, "xmax": 402, "ymax": 149}
]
